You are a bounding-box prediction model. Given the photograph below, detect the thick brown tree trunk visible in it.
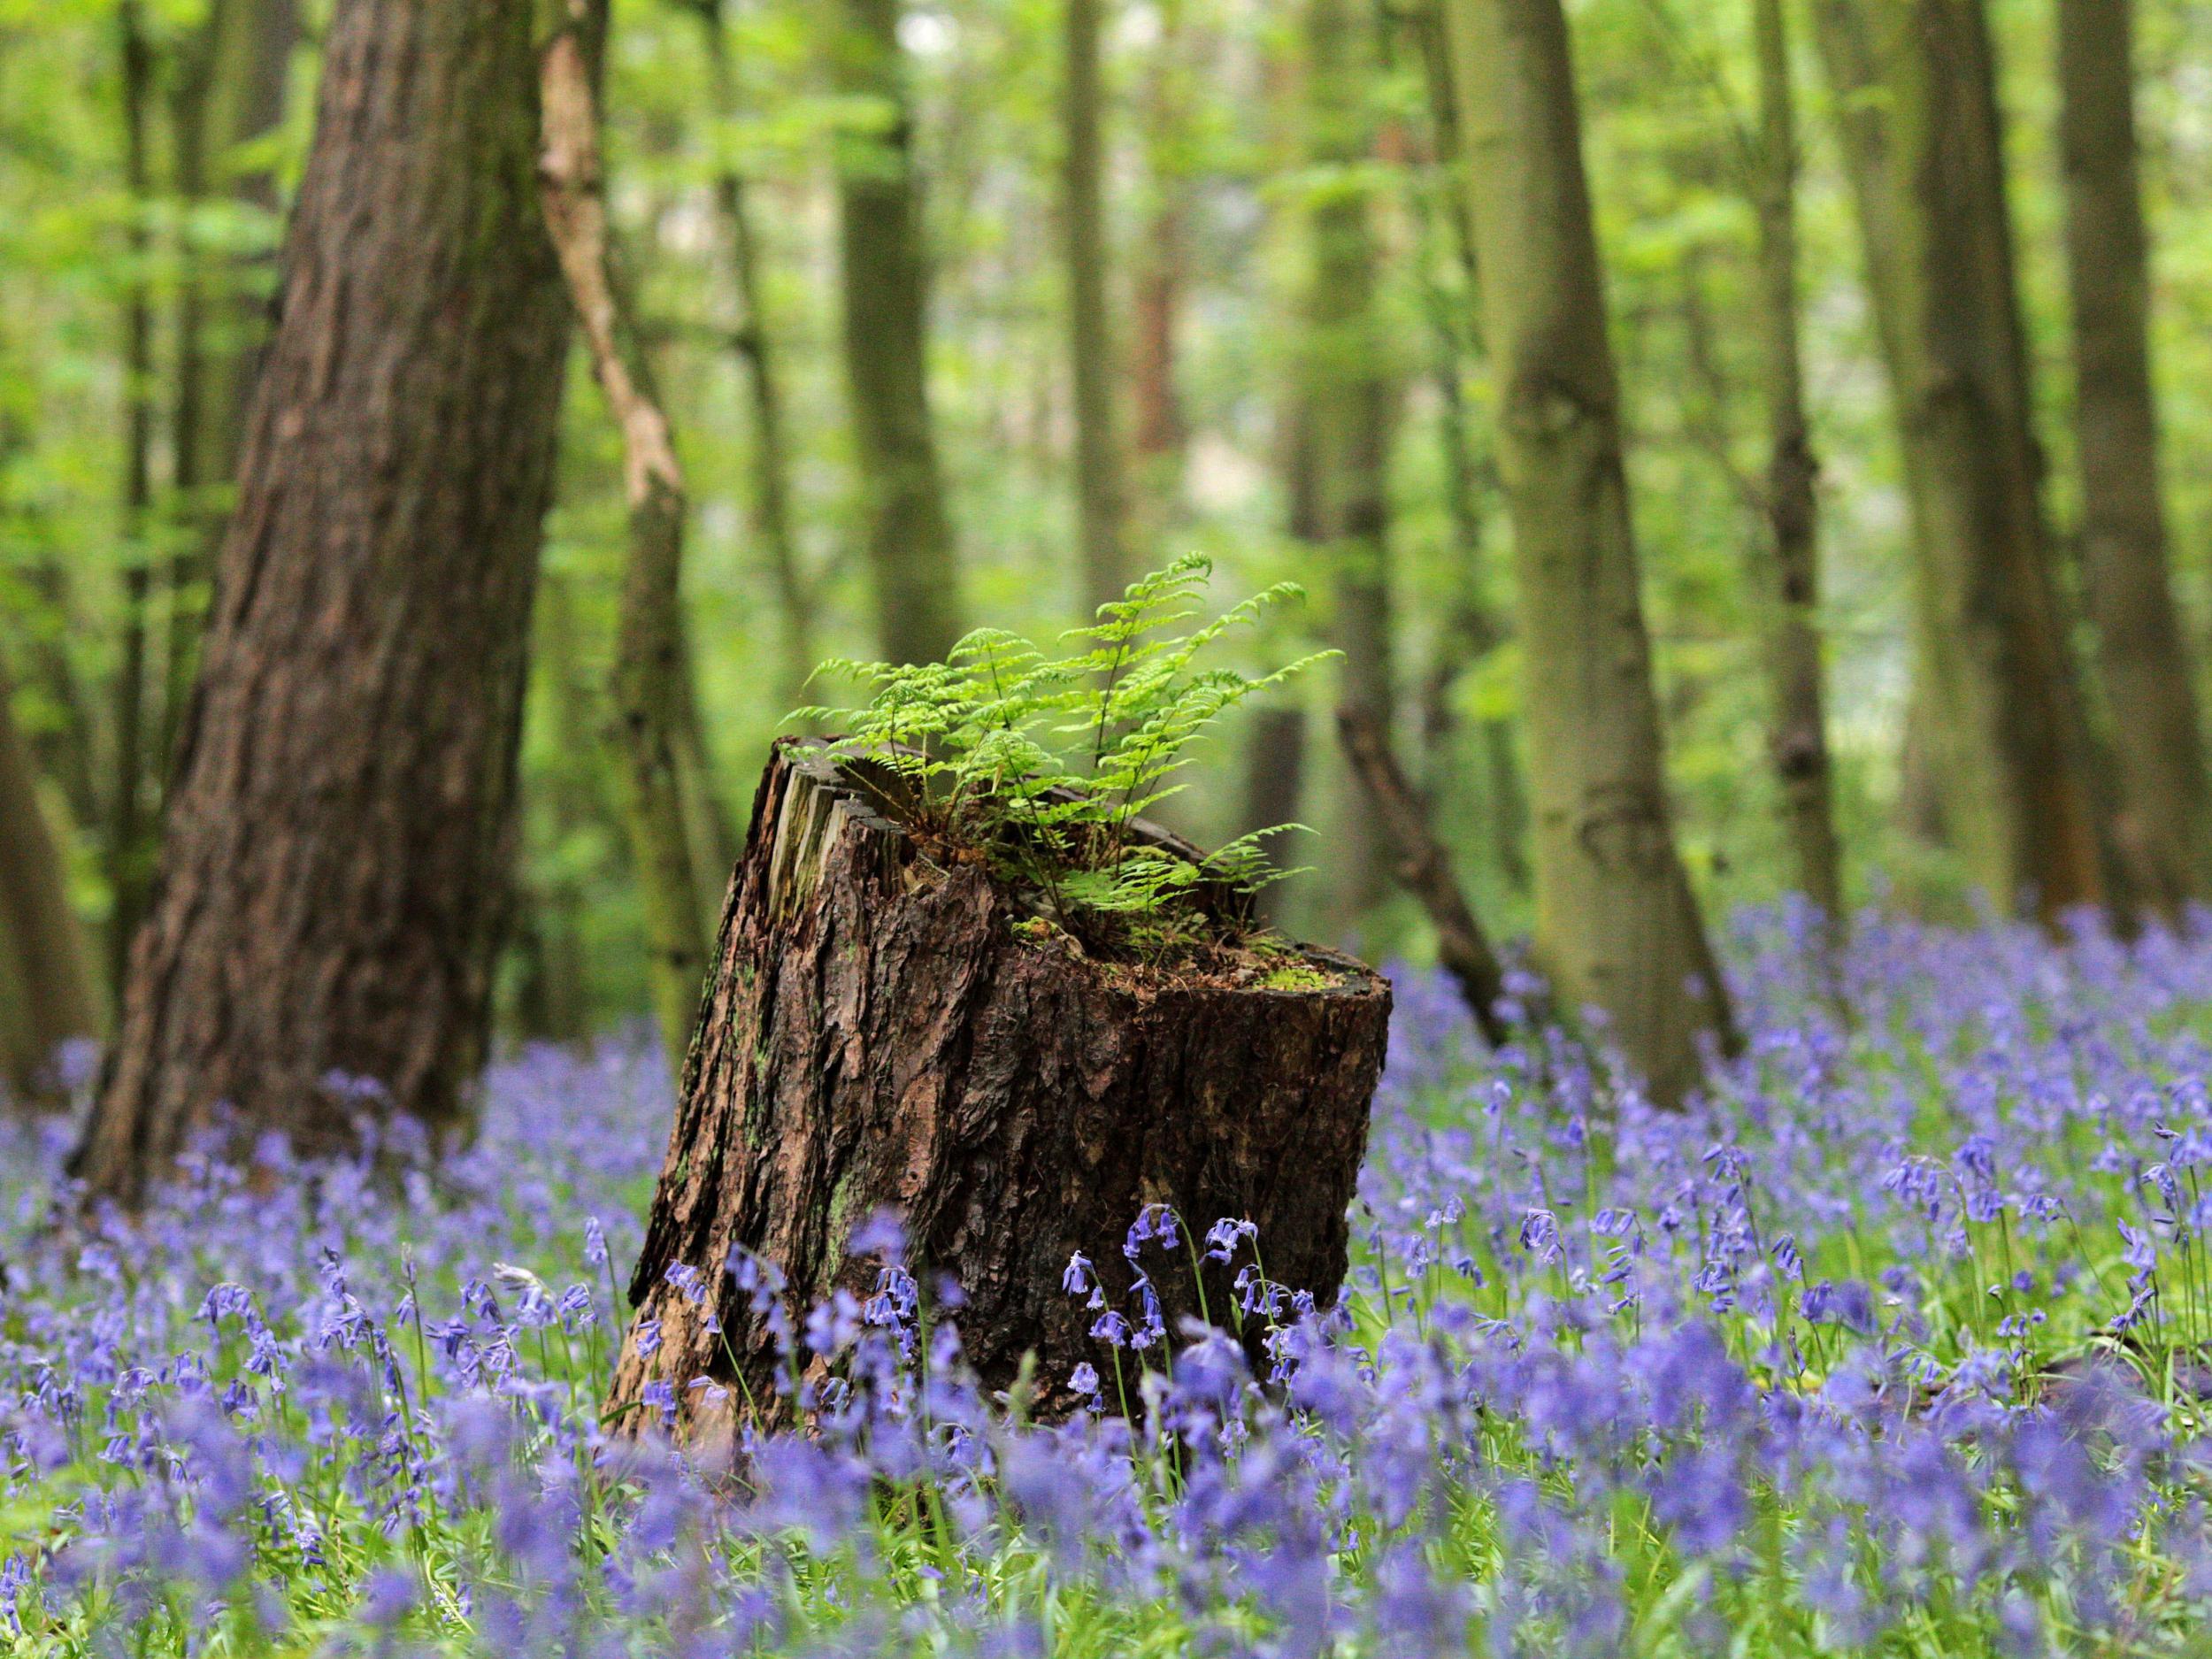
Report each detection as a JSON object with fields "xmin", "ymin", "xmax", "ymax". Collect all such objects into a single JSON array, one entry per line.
[
  {"xmin": 2056, "ymin": 0, "xmax": 2210, "ymax": 916},
  {"xmin": 1442, "ymin": 0, "xmax": 1737, "ymax": 1104},
  {"xmin": 608, "ymin": 741, "xmax": 1390, "ymax": 1439},
  {"xmin": 1131, "ymin": 0, "xmax": 1191, "ymax": 517},
  {"xmin": 833, "ymin": 0, "xmax": 964, "ymax": 665},
  {"xmin": 73, "ymin": 0, "xmax": 571, "ymax": 1204}
]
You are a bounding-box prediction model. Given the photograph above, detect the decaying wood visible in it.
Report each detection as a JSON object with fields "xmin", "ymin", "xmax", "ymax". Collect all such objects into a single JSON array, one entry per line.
[
  {"xmin": 1335, "ymin": 704, "xmax": 1509, "ymax": 1046},
  {"xmin": 607, "ymin": 739, "xmax": 1392, "ymax": 1440}
]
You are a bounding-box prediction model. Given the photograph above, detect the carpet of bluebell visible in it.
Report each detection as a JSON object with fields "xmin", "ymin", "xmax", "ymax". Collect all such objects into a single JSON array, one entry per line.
[{"xmin": 11, "ymin": 906, "xmax": 2212, "ymax": 1654}]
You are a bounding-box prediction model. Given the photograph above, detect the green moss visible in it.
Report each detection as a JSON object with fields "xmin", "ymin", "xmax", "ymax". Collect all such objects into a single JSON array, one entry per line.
[{"xmin": 1260, "ymin": 964, "xmax": 1333, "ymax": 993}]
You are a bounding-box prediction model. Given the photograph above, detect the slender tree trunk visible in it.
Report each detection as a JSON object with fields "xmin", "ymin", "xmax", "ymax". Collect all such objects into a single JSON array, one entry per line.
[
  {"xmin": 1063, "ymin": 0, "xmax": 1128, "ymax": 614},
  {"xmin": 1131, "ymin": 0, "xmax": 1190, "ymax": 518},
  {"xmin": 1811, "ymin": 0, "xmax": 2108, "ymax": 924},
  {"xmin": 1407, "ymin": 0, "xmax": 1528, "ymax": 895},
  {"xmin": 73, "ymin": 0, "xmax": 572, "ymax": 1204},
  {"xmin": 1300, "ymin": 0, "xmax": 1396, "ymax": 923},
  {"xmin": 1442, "ymin": 0, "xmax": 1737, "ymax": 1103},
  {"xmin": 694, "ymin": 0, "xmax": 813, "ymax": 706},
  {"xmin": 832, "ymin": 0, "xmax": 963, "ymax": 665},
  {"xmin": 2055, "ymin": 0, "xmax": 2209, "ymax": 916},
  {"xmin": 540, "ymin": 0, "xmax": 714, "ymax": 1087},
  {"xmin": 165, "ymin": 0, "xmax": 301, "ymax": 775},
  {"xmin": 0, "ymin": 646, "xmax": 102, "ymax": 1098},
  {"xmin": 1748, "ymin": 0, "xmax": 1846, "ymax": 933},
  {"xmin": 108, "ymin": 0, "xmax": 157, "ymax": 1007}
]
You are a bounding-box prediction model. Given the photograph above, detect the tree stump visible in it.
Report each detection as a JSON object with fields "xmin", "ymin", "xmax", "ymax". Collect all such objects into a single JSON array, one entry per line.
[{"xmin": 606, "ymin": 739, "xmax": 1391, "ymax": 1440}]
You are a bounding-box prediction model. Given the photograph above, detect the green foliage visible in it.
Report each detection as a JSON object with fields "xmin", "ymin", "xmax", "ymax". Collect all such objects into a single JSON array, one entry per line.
[{"xmin": 792, "ymin": 555, "xmax": 1334, "ymax": 941}]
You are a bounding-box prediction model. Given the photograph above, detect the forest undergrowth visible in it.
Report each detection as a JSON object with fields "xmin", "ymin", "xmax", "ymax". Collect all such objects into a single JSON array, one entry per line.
[{"xmin": 11, "ymin": 907, "xmax": 2212, "ymax": 1655}]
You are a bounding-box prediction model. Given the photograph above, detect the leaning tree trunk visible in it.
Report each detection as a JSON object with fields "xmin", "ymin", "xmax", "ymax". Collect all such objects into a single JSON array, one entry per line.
[
  {"xmin": 73, "ymin": 0, "xmax": 570, "ymax": 1205},
  {"xmin": 608, "ymin": 741, "xmax": 1391, "ymax": 1440}
]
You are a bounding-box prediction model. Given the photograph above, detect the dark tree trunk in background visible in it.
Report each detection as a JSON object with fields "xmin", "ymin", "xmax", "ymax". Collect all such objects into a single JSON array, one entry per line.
[
  {"xmin": 833, "ymin": 0, "xmax": 964, "ymax": 665},
  {"xmin": 73, "ymin": 0, "xmax": 572, "ymax": 1204},
  {"xmin": 1299, "ymin": 0, "xmax": 1397, "ymax": 926},
  {"xmin": 2056, "ymin": 0, "xmax": 2210, "ymax": 916},
  {"xmin": 1443, "ymin": 0, "xmax": 1737, "ymax": 1104},
  {"xmin": 1132, "ymin": 0, "xmax": 1191, "ymax": 520},
  {"xmin": 1813, "ymin": 0, "xmax": 2108, "ymax": 925},
  {"xmin": 607, "ymin": 742, "xmax": 1390, "ymax": 1440},
  {"xmin": 1749, "ymin": 0, "xmax": 1846, "ymax": 934},
  {"xmin": 540, "ymin": 0, "xmax": 717, "ymax": 1089},
  {"xmin": 1063, "ymin": 0, "xmax": 1129, "ymax": 615},
  {"xmin": 695, "ymin": 0, "xmax": 814, "ymax": 707},
  {"xmin": 167, "ymin": 0, "xmax": 301, "ymax": 772},
  {"xmin": 0, "ymin": 645, "xmax": 102, "ymax": 1099},
  {"xmin": 108, "ymin": 0, "xmax": 157, "ymax": 1010}
]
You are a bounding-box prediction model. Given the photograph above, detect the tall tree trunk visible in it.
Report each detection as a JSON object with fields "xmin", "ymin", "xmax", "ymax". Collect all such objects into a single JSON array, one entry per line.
[
  {"xmin": 694, "ymin": 0, "xmax": 813, "ymax": 706},
  {"xmin": 1749, "ymin": 0, "xmax": 1846, "ymax": 933},
  {"xmin": 2056, "ymin": 0, "xmax": 2210, "ymax": 916},
  {"xmin": 540, "ymin": 0, "xmax": 716, "ymax": 1087},
  {"xmin": 108, "ymin": 0, "xmax": 157, "ymax": 1008},
  {"xmin": 73, "ymin": 0, "xmax": 572, "ymax": 1204},
  {"xmin": 165, "ymin": 0, "xmax": 301, "ymax": 774},
  {"xmin": 1063, "ymin": 0, "xmax": 1127, "ymax": 614},
  {"xmin": 832, "ymin": 0, "xmax": 963, "ymax": 665},
  {"xmin": 1407, "ymin": 0, "xmax": 1528, "ymax": 896},
  {"xmin": 0, "ymin": 646, "xmax": 102, "ymax": 1099},
  {"xmin": 1299, "ymin": 0, "xmax": 1396, "ymax": 924},
  {"xmin": 1811, "ymin": 0, "xmax": 2108, "ymax": 924},
  {"xmin": 1130, "ymin": 0, "xmax": 1190, "ymax": 519},
  {"xmin": 1442, "ymin": 0, "xmax": 1737, "ymax": 1103}
]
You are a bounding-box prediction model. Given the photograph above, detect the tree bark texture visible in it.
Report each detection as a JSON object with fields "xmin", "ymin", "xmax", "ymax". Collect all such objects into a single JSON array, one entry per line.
[
  {"xmin": 1063, "ymin": 0, "xmax": 1128, "ymax": 616},
  {"xmin": 833, "ymin": 0, "xmax": 964, "ymax": 666},
  {"xmin": 1300, "ymin": 0, "xmax": 1397, "ymax": 924},
  {"xmin": 2055, "ymin": 0, "xmax": 2210, "ymax": 916},
  {"xmin": 73, "ymin": 0, "xmax": 572, "ymax": 1204},
  {"xmin": 1442, "ymin": 0, "xmax": 1737, "ymax": 1104},
  {"xmin": 1749, "ymin": 0, "xmax": 1846, "ymax": 933},
  {"xmin": 1811, "ymin": 0, "xmax": 2108, "ymax": 924},
  {"xmin": 539, "ymin": 0, "xmax": 716, "ymax": 1088},
  {"xmin": 0, "ymin": 646, "xmax": 102, "ymax": 1098},
  {"xmin": 608, "ymin": 741, "xmax": 1391, "ymax": 1438}
]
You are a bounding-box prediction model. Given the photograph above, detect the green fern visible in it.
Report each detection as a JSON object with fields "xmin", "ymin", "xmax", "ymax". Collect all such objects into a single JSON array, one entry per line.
[{"xmin": 789, "ymin": 556, "xmax": 1333, "ymax": 945}]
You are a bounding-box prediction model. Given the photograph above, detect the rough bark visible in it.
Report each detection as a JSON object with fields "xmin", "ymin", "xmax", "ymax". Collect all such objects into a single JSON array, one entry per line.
[
  {"xmin": 2056, "ymin": 0, "xmax": 2210, "ymax": 916},
  {"xmin": 1337, "ymin": 706, "xmax": 1508, "ymax": 1044},
  {"xmin": 539, "ymin": 0, "xmax": 714, "ymax": 1087},
  {"xmin": 1441, "ymin": 0, "xmax": 1737, "ymax": 1104},
  {"xmin": 73, "ymin": 0, "xmax": 572, "ymax": 1204},
  {"xmin": 1299, "ymin": 0, "xmax": 1397, "ymax": 924},
  {"xmin": 607, "ymin": 741, "xmax": 1390, "ymax": 1439},
  {"xmin": 0, "ymin": 646, "xmax": 101, "ymax": 1099},
  {"xmin": 695, "ymin": 0, "xmax": 813, "ymax": 707},
  {"xmin": 1064, "ymin": 0, "xmax": 1128, "ymax": 615},
  {"xmin": 1749, "ymin": 0, "xmax": 1846, "ymax": 934},
  {"xmin": 833, "ymin": 0, "xmax": 964, "ymax": 665},
  {"xmin": 1810, "ymin": 0, "xmax": 2108, "ymax": 924}
]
